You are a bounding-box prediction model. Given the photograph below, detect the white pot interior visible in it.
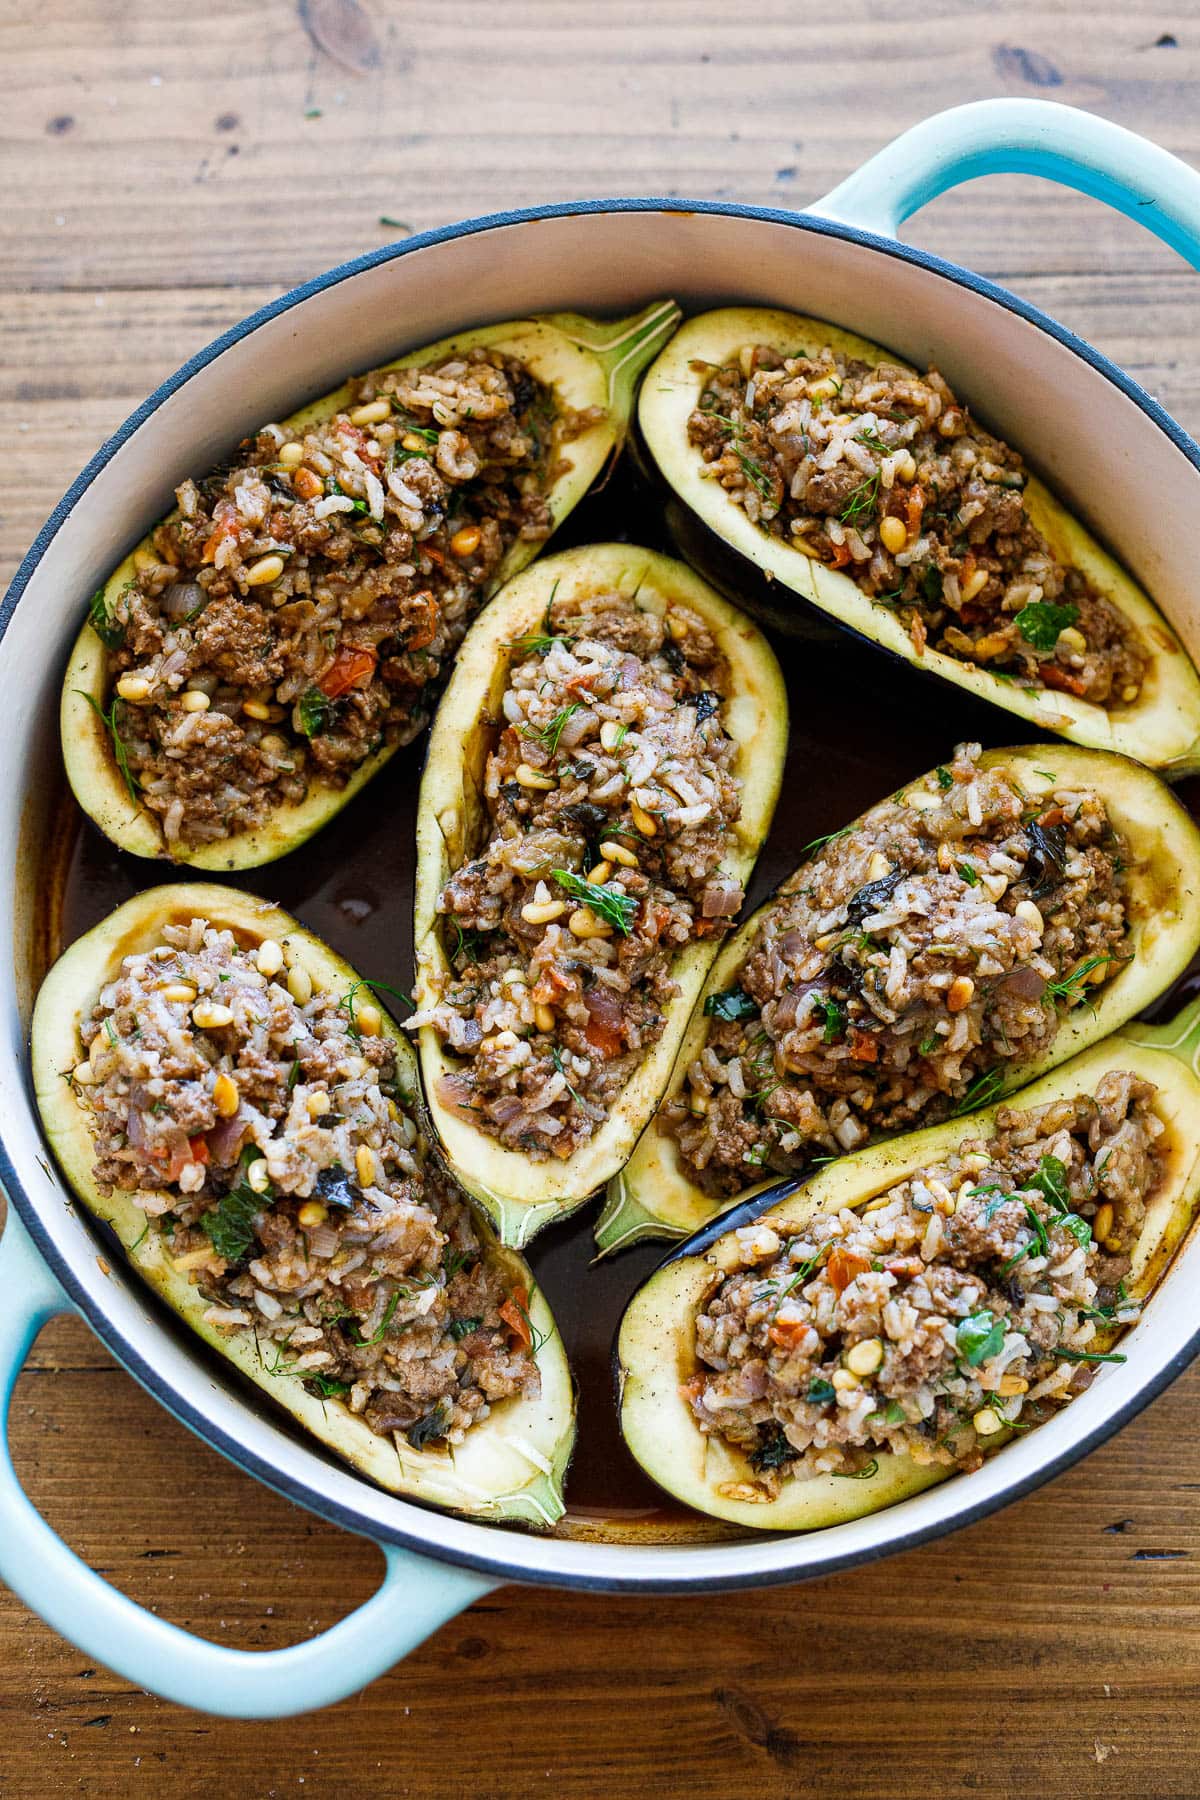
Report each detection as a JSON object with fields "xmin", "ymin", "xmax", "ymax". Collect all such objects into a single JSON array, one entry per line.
[{"xmin": 6, "ymin": 204, "xmax": 1200, "ymax": 1589}]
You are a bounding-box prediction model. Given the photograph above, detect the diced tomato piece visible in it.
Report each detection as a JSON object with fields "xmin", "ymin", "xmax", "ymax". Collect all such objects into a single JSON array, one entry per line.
[
  {"xmin": 1040, "ymin": 664, "xmax": 1088, "ymax": 698},
  {"xmin": 848, "ymin": 1028, "xmax": 879, "ymax": 1064},
  {"xmin": 201, "ymin": 500, "xmax": 241, "ymax": 565},
  {"xmin": 404, "ymin": 591, "xmax": 440, "ymax": 653},
  {"xmin": 319, "ymin": 644, "xmax": 378, "ymax": 698},
  {"xmin": 768, "ymin": 1317, "xmax": 809, "ymax": 1351},
  {"xmin": 906, "ymin": 485, "xmax": 926, "ymax": 537},
  {"xmin": 584, "ymin": 1013, "xmax": 624, "ymax": 1059},
  {"xmin": 499, "ymin": 1286, "xmax": 533, "ymax": 1351},
  {"xmin": 829, "ymin": 541, "xmax": 853, "ymax": 569},
  {"xmin": 188, "ymin": 1136, "xmax": 211, "ymax": 1166},
  {"xmin": 827, "ymin": 1247, "xmax": 871, "ymax": 1294}
]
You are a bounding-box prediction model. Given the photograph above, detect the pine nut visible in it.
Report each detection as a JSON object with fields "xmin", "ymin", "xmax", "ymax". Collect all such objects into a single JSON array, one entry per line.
[
  {"xmin": 278, "ymin": 441, "xmax": 304, "ymax": 468},
  {"xmin": 180, "ymin": 689, "xmax": 211, "ymax": 713},
  {"xmin": 1121, "ymin": 684, "xmax": 1139, "ymax": 703},
  {"xmin": 973, "ymin": 1406, "xmax": 1003, "ymax": 1437},
  {"xmin": 350, "ymin": 399, "xmax": 392, "ymax": 426},
  {"xmin": 161, "ymin": 983, "xmax": 197, "ymax": 1004},
  {"xmin": 897, "ymin": 451, "xmax": 917, "ymax": 482},
  {"xmin": 287, "ymin": 964, "xmax": 313, "ymax": 1006},
  {"xmin": 515, "ymin": 762, "xmax": 556, "ymax": 790},
  {"xmin": 831, "ymin": 1369, "xmax": 859, "ymax": 1391},
  {"xmin": 1093, "ymin": 1202, "xmax": 1114, "ymax": 1242},
  {"xmin": 521, "ymin": 899, "xmax": 566, "ymax": 926},
  {"xmin": 355, "ymin": 1144, "xmax": 376, "ymax": 1188},
  {"xmin": 116, "ymin": 675, "xmax": 152, "ymax": 702},
  {"xmin": 630, "ymin": 803, "xmax": 658, "ymax": 837},
  {"xmin": 666, "ymin": 613, "xmax": 687, "ymax": 641},
  {"xmin": 601, "ymin": 839, "xmax": 638, "ymax": 867},
  {"xmin": 845, "ymin": 1337, "xmax": 884, "ymax": 1377},
  {"xmin": 73, "ymin": 1061, "xmax": 96, "ymax": 1085},
  {"xmin": 297, "ymin": 1200, "xmax": 328, "ymax": 1228},
  {"xmin": 961, "ymin": 567, "xmax": 989, "ymax": 603},
  {"xmin": 1014, "ymin": 899, "xmax": 1044, "ymax": 935},
  {"xmin": 354, "ymin": 1000, "xmax": 382, "ymax": 1037},
  {"xmin": 1057, "ymin": 626, "xmax": 1088, "ymax": 657},
  {"xmin": 600, "ymin": 720, "xmax": 625, "ymax": 752},
  {"xmin": 568, "ymin": 907, "xmax": 612, "ymax": 939},
  {"xmin": 879, "ymin": 515, "xmax": 907, "ymax": 555},
  {"xmin": 246, "ymin": 1157, "xmax": 272, "ymax": 1195},
  {"xmin": 401, "ymin": 432, "xmax": 427, "ymax": 453},
  {"xmin": 996, "ymin": 1375, "xmax": 1029, "ymax": 1397},
  {"xmin": 212, "ymin": 1072, "xmax": 240, "ymax": 1117},
  {"xmin": 243, "ymin": 554, "xmax": 285, "ymax": 588},
  {"xmin": 808, "ymin": 377, "xmax": 839, "ymax": 402},
  {"xmin": 866, "ymin": 851, "xmax": 891, "ymax": 883},
  {"xmin": 690, "ymin": 1091, "xmax": 709, "ymax": 1116},
  {"xmin": 193, "ymin": 1001, "xmax": 235, "ymax": 1030},
  {"xmin": 450, "ymin": 525, "xmax": 482, "ymax": 558},
  {"xmin": 306, "ymin": 1092, "xmax": 331, "ymax": 1119},
  {"xmin": 586, "ymin": 860, "xmax": 612, "ymax": 885},
  {"xmin": 243, "ymin": 699, "xmax": 272, "ymax": 721},
  {"xmin": 534, "ymin": 1003, "xmax": 556, "ymax": 1033},
  {"xmin": 946, "ymin": 976, "xmax": 975, "ymax": 1013},
  {"xmin": 260, "ymin": 733, "xmax": 290, "ymax": 757},
  {"xmin": 255, "ymin": 938, "xmax": 284, "ymax": 978}
]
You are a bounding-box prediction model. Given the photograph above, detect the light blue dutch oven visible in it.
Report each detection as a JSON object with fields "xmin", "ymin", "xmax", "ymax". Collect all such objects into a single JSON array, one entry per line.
[{"xmin": 4, "ymin": 99, "xmax": 1200, "ymax": 1719}]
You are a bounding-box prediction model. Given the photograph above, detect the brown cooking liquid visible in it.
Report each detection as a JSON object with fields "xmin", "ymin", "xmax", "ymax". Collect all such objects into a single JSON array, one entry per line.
[{"xmin": 44, "ymin": 462, "xmax": 1200, "ymax": 1542}]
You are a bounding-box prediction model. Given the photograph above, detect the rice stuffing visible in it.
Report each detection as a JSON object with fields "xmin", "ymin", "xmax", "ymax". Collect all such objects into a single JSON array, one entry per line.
[
  {"xmin": 688, "ymin": 344, "xmax": 1146, "ymax": 706},
  {"xmin": 687, "ymin": 1071, "xmax": 1159, "ymax": 1491},
  {"xmin": 95, "ymin": 348, "xmax": 600, "ymax": 849},
  {"xmin": 407, "ymin": 589, "xmax": 745, "ymax": 1159},
  {"xmin": 663, "ymin": 742, "xmax": 1130, "ymax": 1193},
  {"xmin": 70, "ymin": 919, "xmax": 539, "ymax": 1449}
]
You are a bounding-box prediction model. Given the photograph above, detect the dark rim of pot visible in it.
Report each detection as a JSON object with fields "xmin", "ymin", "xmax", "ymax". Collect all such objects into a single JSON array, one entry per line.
[{"xmin": 5, "ymin": 195, "xmax": 1200, "ymax": 1593}]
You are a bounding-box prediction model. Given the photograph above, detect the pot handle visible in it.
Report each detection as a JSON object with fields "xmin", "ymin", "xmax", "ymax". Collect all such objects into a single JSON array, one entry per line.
[
  {"xmin": 810, "ymin": 98, "xmax": 1200, "ymax": 270},
  {"xmin": 0, "ymin": 1208, "xmax": 496, "ymax": 1717}
]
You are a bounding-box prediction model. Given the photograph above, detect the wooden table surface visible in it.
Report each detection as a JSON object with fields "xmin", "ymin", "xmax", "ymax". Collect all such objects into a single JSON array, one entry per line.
[{"xmin": 4, "ymin": 2, "xmax": 1200, "ymax": 1793}]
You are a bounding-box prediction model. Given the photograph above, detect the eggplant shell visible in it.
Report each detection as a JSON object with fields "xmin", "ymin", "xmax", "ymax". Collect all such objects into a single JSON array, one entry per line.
[
  {"xmin": 30, "ymin": 884, "xmax": 575, "ymax": 1527},
  {"xmin": 597, "ymin": 744, "xmax": 1200, "ymax": 1254},
  {"xmin": 638, "ymin": 306, "xmax": 1200, "ymax": 774},
  {"xmin": 412, "ymin": 542, "xmax": 788, "ymax": 1247},
  {"xmin": 615, "ymin": 1006, "xmax": 1200, "ymax": 1532},
  {"xmin": 63, "ymin": 300, "xmax": 683, "ymax": 871}
]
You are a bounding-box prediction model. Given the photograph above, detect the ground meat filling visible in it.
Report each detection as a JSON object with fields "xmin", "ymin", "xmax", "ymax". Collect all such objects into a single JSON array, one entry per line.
[
  {"xmin": 688, "ymin": 346, "xmax": 1146, "ymax": 706},
  {"xmin": 689, "ymin": 1072, "xmax": 1159, "ymax": 1493},
  {"xmin": 663, "ymin": 742, "xmax": 1130, "ymax": 1195},
  {"xmin": 98, "ymin": 348, "xmax": 587, "ymax": 850},
  {"xmin": 408, "ymin": 591, "xmax": 745, "ymax": 1160},
  {"xmin": 71, "ymin": 919, "xmax": 538, "ymax": 1448}
]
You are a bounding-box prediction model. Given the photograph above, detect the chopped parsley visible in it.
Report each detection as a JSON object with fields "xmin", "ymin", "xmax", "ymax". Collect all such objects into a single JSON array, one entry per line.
[
  {"xmin": 297, "ymin": 687, "xmax": 336, "ymax": 738},
  {"xmin": 87, "ymin": 585, "xmax": 125, "ymax": 649},
  {"xmin": 1015, "ymin": 600, "xmax": 1079, "ymax": 651},
  {"xmin": 448, "ymin": 1317, "xmax": 482, "ymax": 1342},
  {"xmin": 201, "ymin": 1149, "xmax": 268, "ymax": 1263},
  {"xmin": 934, "ymin": 765, "xmax": 954, "ymax": 791},
  {"xmin": 811, "ymin": 993, "xmax": 844, "ymax": 1043},
  {"xmin": 703, "ymin": 986, "xmax": 759, "ymax": 1023},
  {"xmin": 956, "ymin": 1310, "xmax": 1005, "ymax": 1367}
]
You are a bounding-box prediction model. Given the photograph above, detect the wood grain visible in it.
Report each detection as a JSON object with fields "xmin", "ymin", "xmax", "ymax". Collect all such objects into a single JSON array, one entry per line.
[{"xmin": 4, "ymin": 2, "xmax": 1200, "ymax": 1793}]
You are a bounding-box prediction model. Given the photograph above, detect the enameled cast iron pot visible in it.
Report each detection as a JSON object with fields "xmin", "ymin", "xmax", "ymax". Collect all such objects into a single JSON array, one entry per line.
[{"xmin": 5, "ymin": 99, "xmax": 1200, "ymax": 1718}]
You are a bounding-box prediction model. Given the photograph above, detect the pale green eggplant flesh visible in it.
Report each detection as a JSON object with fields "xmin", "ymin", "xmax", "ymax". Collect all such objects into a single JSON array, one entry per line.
[
  {"xmin": 616, "ymin": 1005, "xmax": 1200, "ymax": 1531},
  {"xmin": 412, "ymin": 542, "xmax": 788, "ymax": 1247},
  {"xmin": 31, "ymin": 883, "xmax": 575, "ymax": 1527},
  {"xmin": 597, "ymin": 744, "xmax": 1200, "ymax": 1254},
  {"xmin": 63, "ymin": 300, "xmax": 683, "ymax": 870},
  {"xmin": 638, "ymin": 306, "xmax": 1200, "ymax": 774}
]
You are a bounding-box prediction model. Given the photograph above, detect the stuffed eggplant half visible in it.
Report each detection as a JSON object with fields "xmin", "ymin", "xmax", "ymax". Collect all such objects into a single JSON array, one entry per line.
[
  {"xmin": 616, "ymin": 1005, "xmax": 1200, "ymax": 1531},
  {"xmin": 639, "ymin": 307, "xmax": 1200, "ymax": 773},
  {"xmin": 597, "ymin": 742, "xmax": 1200, "ymax": 1254},
  {"xmin": 410, "ymin": 543, "xmax": 788, "ymax": 1246},
  {"xmin": 64, "ymin": 300, "xmax": 682, "ymax": 870},
  {"xmin": 31, "ymin": 885, "xmax": 574, "ymax": 1526}
]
